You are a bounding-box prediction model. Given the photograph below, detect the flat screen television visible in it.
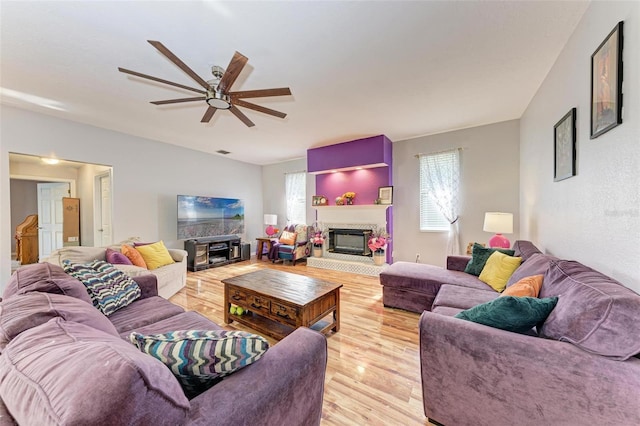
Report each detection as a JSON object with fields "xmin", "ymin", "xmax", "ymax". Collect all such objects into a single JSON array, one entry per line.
[{"xmin": 177, "ymin": 195, "xmax": 244, "ymax": 239}]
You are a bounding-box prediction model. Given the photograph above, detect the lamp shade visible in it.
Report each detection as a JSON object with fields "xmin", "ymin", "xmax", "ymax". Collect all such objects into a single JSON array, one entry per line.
[
  {"xmin": 483, "ymin": 212, "xmax": 513, "ymax": 234},
  {"xmin": 264, "ymin": 214, "xmax": 278, "ymax": 225}
]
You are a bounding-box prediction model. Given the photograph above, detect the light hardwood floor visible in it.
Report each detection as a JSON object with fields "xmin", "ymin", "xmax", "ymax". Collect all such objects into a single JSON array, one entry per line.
[{"xmin": 169, "ymin": 258, "xmax": 430, "ymax": 426}]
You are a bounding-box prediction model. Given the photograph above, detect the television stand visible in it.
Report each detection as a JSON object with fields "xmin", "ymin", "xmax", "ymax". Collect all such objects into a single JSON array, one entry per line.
[{"xmin": 184, "ymin": 235, "xmax": 246, "ymax": 272}]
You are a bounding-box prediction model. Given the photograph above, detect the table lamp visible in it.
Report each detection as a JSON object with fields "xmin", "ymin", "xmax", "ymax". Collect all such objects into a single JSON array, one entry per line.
[
  {"xmin": 483, "ymin": 212, "xmax": 513, "ymax": 248},
  {"xmin": 264, "ymin": 214, "xmax": 278, "ymax": 237}
]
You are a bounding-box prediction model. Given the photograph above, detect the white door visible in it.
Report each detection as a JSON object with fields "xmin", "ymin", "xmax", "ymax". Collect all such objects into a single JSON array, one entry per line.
[
  {"xmin": 38, "ymin": 182, "xmax": 69, "ymax": 259},
  {"xmin": 96, "ymin": 172, "xmax": 113, "ymax": 246}
]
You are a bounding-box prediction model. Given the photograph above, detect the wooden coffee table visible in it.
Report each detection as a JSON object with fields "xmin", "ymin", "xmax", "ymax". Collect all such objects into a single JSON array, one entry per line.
[{"xmin": 223, "ymin": 269, "xmax": 342, "ymax": 340}]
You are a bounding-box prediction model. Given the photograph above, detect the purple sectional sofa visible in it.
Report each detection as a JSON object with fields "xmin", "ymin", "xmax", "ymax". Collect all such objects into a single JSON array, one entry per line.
[
  {"xmin": 0, "ymin": 263, "xmax": 327, "ymax": 425},
  {"xmin": 382, "ymin": 241, "xmax": 640, "ymax": 425}
]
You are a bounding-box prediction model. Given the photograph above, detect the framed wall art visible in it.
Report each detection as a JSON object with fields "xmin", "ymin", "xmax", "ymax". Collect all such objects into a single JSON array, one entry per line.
[
  {"xmin": 312, "ymin": 195, "xmax": 328, "ymax": 206},
  {"xmin": 590, "ymin": 21, "xmax": 623, "ymax": 139},
  {"xmin": 378, "ymin": 186, "xmax": 393, "ymax": 205},
  {"xmin": 554, "ymin": 108, "xmax": 577, "ymax": 182}
]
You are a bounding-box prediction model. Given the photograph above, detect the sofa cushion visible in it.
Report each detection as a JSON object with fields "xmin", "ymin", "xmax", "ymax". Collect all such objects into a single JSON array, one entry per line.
[
  {"xmin": 501, "ymin": 275, "xmax": 543, "ymax": 298},
  {"xmin": 63, "ymin": 260, "xmax": 141, "ymax": 316},
  {"xmin": 539, "ymin": 260, "xmax": 640, "ymax": 360},
  {"xmin": 108, "ymin": 296, "xmax": 185, "ymax": 335},
  {"xmin": 130, "ymin": 329, "xmax": 269, "ymax": 398},
  {"xmin": 3, "ymin": 263, "xmax": 92, "ymax": 305},
  {"xmin": 121, "ymin": 244, "xmax": 148, "ymax": 268},
  {"xmin": 119, "ymin": 310, "xmax": 221, "ymax": 339},
  {"xmin": 0, "ymin": 292, "xmax": 118, "ymax": 351},
  {"xmin": 432, "ymin": 284, "xmax": 497, "ymax": 310},
  {"xmin": 0, "ymin": 318, "xmax": 189, "ymax": 425},
  {"xmin": 455, "ymin": 296, "xmax": 558, "ymax": 334},
  {"xmin": 105, "ymin": 247, "xmax": 133, "ymax": 265},
  {"xmin": 44, "ymin": 246, "xmax": 108, "ymax": 266},
  {"xmin": 135, "ymin": 240, "xmax": 175, "ymax": 270},
  {"xmin": 478, "ymin": 252, "xmax": 522, "ymax": 292},
  {"xmin": 381, "ymin": 262, "xmax": 493, "ymax": 293},
  {"xmin": 507, "ymin": 252, "xmax": 558, "ymax": 287},
  {"xmin": 464, "ymin": 243, "xmax": 515, "ymax": 276},
  {"xmin": 511, "ymin": 240, "xmax": 542, "ymax": 261}
]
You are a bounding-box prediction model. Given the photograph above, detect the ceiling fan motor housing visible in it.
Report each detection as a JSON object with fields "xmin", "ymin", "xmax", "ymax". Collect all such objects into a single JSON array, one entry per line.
[{"xmin": 206, "ymin": 90, "xmax": 231, "ymax": 109}]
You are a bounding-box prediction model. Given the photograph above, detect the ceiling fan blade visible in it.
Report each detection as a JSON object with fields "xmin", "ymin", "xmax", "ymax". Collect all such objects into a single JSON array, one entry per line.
[
  {"xmin": 147, "ymin": 40, "xmax": 211, "ymax": 90},
  {"xmin": 229, "ymin": 105, "xmax": 255, "ymax": 127},
  {"xmin": 118, "ymin": 67, "xmax": 206, "ymax": 94},
  {"xmin": 201, "ymin": 107, "xmax": 217, "ymax": 123},
  {"xmin": 233, "ymin": 99, "xmax": 287, "ymax": 119},
  {"xmin": 229, "ymin": 88, "xmax": 292, "ymax": 99},
  {"xmin": 151, "ymin": 96, "xmax": 206, "ymax": 105},
  {"xmin": 217, "ymin": 51, "xmax": 249, "ymax": 94}
]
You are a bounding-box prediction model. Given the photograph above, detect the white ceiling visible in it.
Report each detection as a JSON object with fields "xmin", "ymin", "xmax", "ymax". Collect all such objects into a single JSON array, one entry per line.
[{"xmin": 0, "ymin": 1, "xmax": 589, "ymax": 166}]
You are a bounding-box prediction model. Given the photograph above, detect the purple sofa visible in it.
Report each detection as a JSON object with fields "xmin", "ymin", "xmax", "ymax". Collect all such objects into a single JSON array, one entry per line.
[
  {"xmin": 0, "ymin": 263, "xmax": 327, "ymax": 425},
  {"xmin": 383, "ymin": 241, "xmax": 640, "ymax": 425}
]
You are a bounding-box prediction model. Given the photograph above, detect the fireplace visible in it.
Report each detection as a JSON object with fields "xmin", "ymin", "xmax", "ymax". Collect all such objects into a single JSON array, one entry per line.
[{"xmin": 328, "ymin": 228, "xmax": 372, "ymax": 256}]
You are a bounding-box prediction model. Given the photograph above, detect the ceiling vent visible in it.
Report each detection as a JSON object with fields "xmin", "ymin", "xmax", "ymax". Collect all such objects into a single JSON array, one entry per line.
[{"xmin": 216, "ymin": 150, "xmax": 231, "ymax": 155}]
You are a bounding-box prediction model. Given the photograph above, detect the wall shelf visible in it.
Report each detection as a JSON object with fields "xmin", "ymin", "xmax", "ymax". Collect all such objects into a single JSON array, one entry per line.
[{"xmin": 313, "ymin": 204, "xmax": 391, "ymax": 210}]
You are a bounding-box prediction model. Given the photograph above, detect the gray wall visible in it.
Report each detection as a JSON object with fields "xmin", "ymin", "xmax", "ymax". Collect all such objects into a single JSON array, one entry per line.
[
  {"xmin": 1, "ymin": 105, "xmax": 263, "ymax": 288},
  {"xmin": 9, "ymin": 179, "xmax": 40, "ymax": 253},
  {"xmin": 520, "ymin": 1, "xmax": 639, "ymax": 293},
  {"xmin": 393, "ymin": 119, "xmax": 520, "ymax": 266}
]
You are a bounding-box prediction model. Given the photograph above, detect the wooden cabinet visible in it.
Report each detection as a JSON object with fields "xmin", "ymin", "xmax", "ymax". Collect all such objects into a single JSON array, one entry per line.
[
  {"xmin": 184, "ymin": 235, "xmax": 244, "ymax": 272},
  {"xmin": 15, "ymin": 215, "xmax": 38, "ymax": 265}
]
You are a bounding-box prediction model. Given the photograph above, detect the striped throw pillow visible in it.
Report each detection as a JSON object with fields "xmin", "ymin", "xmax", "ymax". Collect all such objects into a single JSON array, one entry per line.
[
  {"xmin": 129, "ymin": 330, "xmax": 269, "ymax": 397},
  {"xmin": 63, "ymin": 260, "xmax": 141, "ymax": 316}
]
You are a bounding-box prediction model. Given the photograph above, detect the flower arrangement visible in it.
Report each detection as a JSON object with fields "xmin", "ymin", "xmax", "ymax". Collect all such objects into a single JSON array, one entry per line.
[
  {"xmin": 311, "ymin": 231, "xmax": 325, "ymax": 247},
  {"xmin": 368, "ymin": 229, "xmax": 391, "ymax": 253},
  {"xmin": 342, "ymin": 191, "xmax": 356, "ymax": 205}
]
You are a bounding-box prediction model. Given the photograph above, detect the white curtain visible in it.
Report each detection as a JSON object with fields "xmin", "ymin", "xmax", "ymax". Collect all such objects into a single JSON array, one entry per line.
[
  {"xmin": 420, "ymin": 149, "xmax": 461, "ymax": 255},
  {"xmin": 285, "ymin": 171, "xmax": 306, "ymax": 225}
]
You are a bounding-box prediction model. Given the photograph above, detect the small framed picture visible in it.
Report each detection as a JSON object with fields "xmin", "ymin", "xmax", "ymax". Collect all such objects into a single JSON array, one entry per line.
[
  {"xmin": 590, "ymin": 21, "xmax": 623, "ymax": 139},
  {"xmin": 378, "ymin": 186, "xmax": 393, "ymax": 205},
  {"xmin": 554, "ymin": 108, "xmax": 577, "ymax": 182},
  {"xmin": 312, "ymin": 195, "xmax": 328, "ymax": 206}
]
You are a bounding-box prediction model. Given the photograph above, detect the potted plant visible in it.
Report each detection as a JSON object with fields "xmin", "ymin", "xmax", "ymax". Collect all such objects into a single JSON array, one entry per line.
[
  {"xmin": 368, "ymin": 229, "xmax": 391, "ymax": 266},
  {"xmin": 342, "ymin": 191, "xmax": 356, "ymax": 205}
]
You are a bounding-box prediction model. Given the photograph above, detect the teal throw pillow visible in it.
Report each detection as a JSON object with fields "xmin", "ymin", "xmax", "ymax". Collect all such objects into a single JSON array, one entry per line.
[
  {"xmin": 129, "ymin": 329, "xmax": 269, "ymax": 398},
  {"xmin": 464, "ymin": 243, "xmax": 515, "ymax": 276},
  {"xmin": 63, "ymin": 260, "xmax": 141, "ymax": 316},
  {"xmin": 454, "ymin": 296, "xmax": 559, "ymax": 334}
]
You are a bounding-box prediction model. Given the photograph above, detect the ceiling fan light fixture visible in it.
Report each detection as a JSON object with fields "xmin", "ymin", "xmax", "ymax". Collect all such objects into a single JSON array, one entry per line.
[{"xmin": 206, "ymin": 90, "xmax": 231, "ymax": 109}]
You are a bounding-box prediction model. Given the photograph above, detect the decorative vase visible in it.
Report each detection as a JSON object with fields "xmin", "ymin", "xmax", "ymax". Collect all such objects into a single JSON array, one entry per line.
[
  {"xmin": 373, "ymin": 251, "xmax": 385, "ymax": 266},
  {"xmin": 346, "ymin": 198, "xmax": 354, "ymax": 205},
  {"xmin": 313, "ymin": 247, "xmax": 323, "ymax": 257}
]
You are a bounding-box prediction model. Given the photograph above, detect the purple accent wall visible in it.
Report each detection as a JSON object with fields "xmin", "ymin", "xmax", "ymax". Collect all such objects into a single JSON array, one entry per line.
[
  {"xmin": 316, "ymin": 168, "xmax": 389, "ymax": 205},
  {"xmin": 308, "ymin": 134, "xmax": 394, "ymax": 263},
  {"xmin": 307, "ymin": 135, "xmax": 392, "ymax": 173}
]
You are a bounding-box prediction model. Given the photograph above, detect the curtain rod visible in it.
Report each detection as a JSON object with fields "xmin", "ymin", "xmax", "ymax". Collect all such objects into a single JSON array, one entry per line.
[
  {"xmin": 415, "ymin": 147, "xmax": 465, "ymax": 158},
  {"xmin": 284, "ymin": 170, "xmax": 307, "ymax": 175}
]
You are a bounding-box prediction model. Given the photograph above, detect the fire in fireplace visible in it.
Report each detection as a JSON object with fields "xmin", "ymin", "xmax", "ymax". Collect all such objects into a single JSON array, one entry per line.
[{"xmin": 328, "ymin": 228, "xmax": 372, "ymax": 256}]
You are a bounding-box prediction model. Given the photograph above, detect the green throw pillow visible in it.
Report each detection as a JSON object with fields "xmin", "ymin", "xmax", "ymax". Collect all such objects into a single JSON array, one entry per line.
[
  {"xmin": 129, "ymin": 330, "xmax": 269, "ymax": 398},
  {"xmin": 454, "ymin": 296, "xmax": 559, "ymax": 334},
  {"xmin": 464, "ymin": 243, "xmax": 515, "ymax": 276}
]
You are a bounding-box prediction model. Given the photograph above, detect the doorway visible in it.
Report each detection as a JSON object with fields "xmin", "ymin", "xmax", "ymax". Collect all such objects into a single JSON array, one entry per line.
[
  {"xmin": 9, "ymin": 152, "xmax": 113, "ymax": 262},
  {"xmin": 37, "ymin": 182, "xmax": 70, "ymax": 259}
]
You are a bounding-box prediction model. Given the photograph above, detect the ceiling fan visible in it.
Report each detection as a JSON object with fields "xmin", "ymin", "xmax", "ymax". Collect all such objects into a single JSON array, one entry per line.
[{"xmin": 118, "ymin": 40, "xmax": 291, "ymax": 127}]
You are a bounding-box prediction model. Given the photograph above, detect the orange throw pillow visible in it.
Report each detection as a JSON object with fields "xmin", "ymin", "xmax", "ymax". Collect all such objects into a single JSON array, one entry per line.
[
  {"xmin": 121, "ymin": 244, "xmax": 148, "ymax": 269},
  {"xmin": 279, "ymin": 231, "xmax": 297, "ymax": 245},
  {"xmin": 501, "ymin": 275, "xmax": 543, "ymax": 298}
]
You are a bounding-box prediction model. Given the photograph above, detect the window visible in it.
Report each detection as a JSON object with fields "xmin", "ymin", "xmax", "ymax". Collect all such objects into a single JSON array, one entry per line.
[
  {"xmin": 285, "ymin": 171, "xmax": 306, "ymax": 224},
  {"xmin": 419, "ymin": 150, "xmax": 460, "ymax": 232}
]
